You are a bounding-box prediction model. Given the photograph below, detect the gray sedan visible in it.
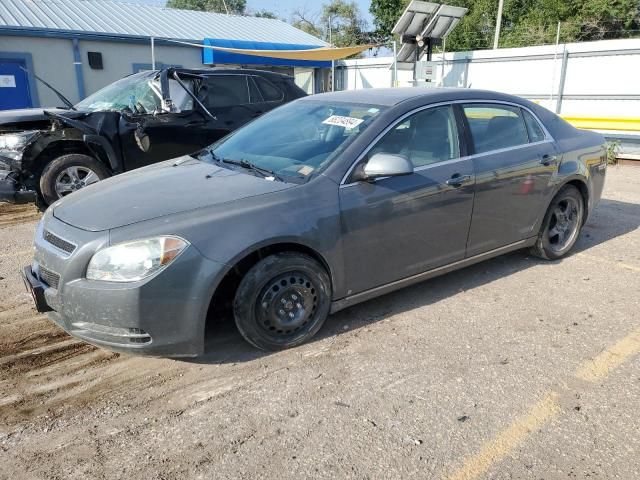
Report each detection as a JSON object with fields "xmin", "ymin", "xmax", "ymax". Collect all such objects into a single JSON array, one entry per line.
[{"xmin": 22, "ymin": 88, "xmax": 607, "ymax": 356}]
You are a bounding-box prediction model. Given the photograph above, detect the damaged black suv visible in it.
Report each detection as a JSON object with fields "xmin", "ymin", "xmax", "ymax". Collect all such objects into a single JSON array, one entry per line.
[{"xmin": 0, "ymin": 67, "xmax": 306, "ymax": 205}]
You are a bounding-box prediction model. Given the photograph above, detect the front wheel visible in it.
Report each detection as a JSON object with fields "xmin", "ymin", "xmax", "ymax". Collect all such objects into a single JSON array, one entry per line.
[
  {"xmin": 233, "ymin": 253, "xmax": 332, "ymax": 351},
  {"xmin": 39, "ymin": 153, "xmax": 110, "ymax": 205},
  {"xmin": 530, "ymin": 185, "xmax": 585, "ymax": 260}
]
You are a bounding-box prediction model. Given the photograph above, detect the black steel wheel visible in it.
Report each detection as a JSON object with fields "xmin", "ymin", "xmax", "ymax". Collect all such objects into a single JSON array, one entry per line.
[
  {"xmin": 233, "ymin": 252, "xmax": 331, "ymax": 351},
  {"xmin": 531, "ymin": 185, "xmax": 585, "ymax": 260}
]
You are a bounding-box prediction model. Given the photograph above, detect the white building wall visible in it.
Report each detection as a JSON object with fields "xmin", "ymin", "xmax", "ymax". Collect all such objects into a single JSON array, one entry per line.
[
  {"xmin": 78, "ymin": 40, "xmax": 203, "ymax": 95},
  {"xmin": 1, "ymin": 36, "xmax": 78, "ymax": 105},
  {"xmin": 338, "ymin": 38, "xmax": 640, "ymax": 118}
]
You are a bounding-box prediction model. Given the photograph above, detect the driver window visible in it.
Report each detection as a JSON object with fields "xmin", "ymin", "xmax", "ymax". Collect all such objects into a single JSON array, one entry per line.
[
  {"xmin": 167, "ymin": 78, "xmax": 194, "ymax": 112},
  {"xmin": 370, "ymin": 105, "xmax": 460, "ymax": 167}
]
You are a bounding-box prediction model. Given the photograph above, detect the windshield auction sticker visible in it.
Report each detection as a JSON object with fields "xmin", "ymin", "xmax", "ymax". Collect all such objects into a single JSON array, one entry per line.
[{"xmin": 322, "ymin": 115, "xmax": 364, "ymax": 129}]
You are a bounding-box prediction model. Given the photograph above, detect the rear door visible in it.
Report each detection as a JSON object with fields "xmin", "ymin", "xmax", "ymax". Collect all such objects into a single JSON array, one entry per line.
[
  {"xmin": 201, "ymin": 74, "xmax": 261, "ymax": 135},
  {"xmin": 339, "ymin": 104, "xmax": 475, "ymax": 294},
  {"xmin": 461, "ymin": 102, "xmax": 559, "ymax": 256}
]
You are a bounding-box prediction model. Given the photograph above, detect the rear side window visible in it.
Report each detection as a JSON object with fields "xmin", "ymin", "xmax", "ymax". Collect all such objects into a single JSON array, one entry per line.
[
  {"xmin": 522, "ymin": 109, "xmax": 546, "ymax": 142},
  {"xmin": 462, "ymin": 104, "xmax": 529, "ymax": 154},
  {"xmin": 203, "ymin": 75, "xmax": 249, "ymax": 108},
  {"xmin": 248, "ymin": 77, "xmax": 263, "ymax": 103},
  {"xmin": 254, "ymin": 76, "xmax": 284, "ymax": 102}
]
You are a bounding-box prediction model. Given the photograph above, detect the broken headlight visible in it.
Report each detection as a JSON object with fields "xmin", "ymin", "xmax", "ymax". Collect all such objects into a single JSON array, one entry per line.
[{"xmin": 0, "ymin": 131, "xmax": 39, "ymax": 161}]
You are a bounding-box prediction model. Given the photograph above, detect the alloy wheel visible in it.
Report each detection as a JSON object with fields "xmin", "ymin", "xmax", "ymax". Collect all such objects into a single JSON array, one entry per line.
[{"xmin": 55, "ymin": 166, "xmax": 101, "ymax": 198}]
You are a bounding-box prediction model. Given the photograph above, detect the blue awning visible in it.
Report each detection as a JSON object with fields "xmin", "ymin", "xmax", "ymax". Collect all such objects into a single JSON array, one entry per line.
[{"xmin": 203, "ymin": 39, "xmax": 330, "ymax": 68}]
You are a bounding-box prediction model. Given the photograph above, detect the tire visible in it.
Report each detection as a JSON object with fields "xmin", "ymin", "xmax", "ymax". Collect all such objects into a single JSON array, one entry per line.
[
  {"xmin": 530, "ymin": 185, "xmax": 585, "ymax": 260},
  {"xmin": 233, "ymin": 252, "xmax": 332, "ymax": 351},
  {"xmin": 39, "ymin": 153, "xmax": 110, "ymax": 206}
]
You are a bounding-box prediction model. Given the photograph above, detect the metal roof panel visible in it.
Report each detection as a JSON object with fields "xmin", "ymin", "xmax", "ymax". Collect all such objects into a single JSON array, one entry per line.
[{"xmin": 0, "ymin": 0, "xmax": 327, "ymax": 45}]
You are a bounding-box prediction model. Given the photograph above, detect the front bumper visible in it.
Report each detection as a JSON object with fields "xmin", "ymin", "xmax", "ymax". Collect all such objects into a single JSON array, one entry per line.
[
  {"xmin": 0, "ymin": 169, "xmax": 36, "ymax": 204},
  {"xmin": 28, "ymin": 212, "xmax": 227, "ymax": 357}
]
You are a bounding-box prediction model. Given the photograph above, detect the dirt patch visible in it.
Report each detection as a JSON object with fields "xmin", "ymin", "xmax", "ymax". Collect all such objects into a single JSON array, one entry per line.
[{"xmin": 0, "ymin": 203, "xmax": 41, "ymax": 229}]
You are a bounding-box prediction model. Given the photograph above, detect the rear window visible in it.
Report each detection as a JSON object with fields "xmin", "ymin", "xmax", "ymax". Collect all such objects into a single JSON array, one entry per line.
[
  {"xmin": 254, "ymin": 76, "xmax": 284, "ymax": 102},
  {"xmin": 204, "ymin": 75, "xmax": 249, "ymax": 108},
  {"xmin": 462, "ymin": 104, "xmax": 529, "ymax": 154}
]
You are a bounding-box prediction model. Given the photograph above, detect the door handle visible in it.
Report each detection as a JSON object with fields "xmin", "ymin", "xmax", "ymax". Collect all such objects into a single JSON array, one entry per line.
[
  {"xmin": 540, "ymin": 154, "xmax": 558, "ymax": 166},
  {"xmin": 446, "ymin": 174, "xmax": 471, "ymax": 187}
]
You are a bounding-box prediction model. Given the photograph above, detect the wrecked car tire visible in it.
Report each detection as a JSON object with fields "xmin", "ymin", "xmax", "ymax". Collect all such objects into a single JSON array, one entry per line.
[
  {"xmin": 39, "ymin": 154, "xmax": 110, "ymax": 205},
  {"xmin": 233, "ymin": 253, "xmax": 332, "ymax": 351}
]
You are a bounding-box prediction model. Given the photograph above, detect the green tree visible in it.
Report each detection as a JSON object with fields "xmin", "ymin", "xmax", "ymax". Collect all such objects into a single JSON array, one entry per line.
[
  {"xmin": 370, "ymin": 0, "xmax": 408, "ymax": 39},
  {"xmin": 253, "ymin": 10, "xmax": 278, "ymax": 19},
  {"xmin": 166, "ymin": 0, "xmax": 246, "ymax": 14},
  {"xmin": 292, "ymin": 1, "xmax": 368, "ymax": 46},
  {"xmin": 369, "ymin": 0, "xmax": 640, "ymax": 51},
  {"xmin": 322, "ymin": 0, "xmax": 368, "ymax": 47},
  {"xmin": 291, "ymin": 8, "xmax": 325, "ymax": 38}
]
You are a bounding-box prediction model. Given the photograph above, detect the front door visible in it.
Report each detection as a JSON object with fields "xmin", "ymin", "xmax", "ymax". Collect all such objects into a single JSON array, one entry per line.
[
  {"xmin": 339, "ymin": 105, "xmax": 476, "ymax": 295},
  {"xmin": 0, "ymin": 59, "xmax": 32, "ymax": 110},
  {"xmin": 461, "ymin": 103, "xmax": 559, "ymax": 257}
]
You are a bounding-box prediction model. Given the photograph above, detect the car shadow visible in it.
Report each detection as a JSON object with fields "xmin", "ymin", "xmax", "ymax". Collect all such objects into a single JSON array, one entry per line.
[{"xmin": 187, "ymin": 198, "xmax": 640, "ymax": 365}]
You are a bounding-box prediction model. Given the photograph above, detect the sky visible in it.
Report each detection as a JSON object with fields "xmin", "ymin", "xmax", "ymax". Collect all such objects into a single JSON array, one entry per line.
[{"xmin": 245, "ymin": 0, "xmax": 374, "ymax": 26}]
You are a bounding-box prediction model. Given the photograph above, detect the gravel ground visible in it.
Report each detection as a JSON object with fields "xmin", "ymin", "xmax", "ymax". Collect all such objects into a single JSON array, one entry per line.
[{"xmin": 1, "ymin": 167, "xmax": 639, "ymax": 480}]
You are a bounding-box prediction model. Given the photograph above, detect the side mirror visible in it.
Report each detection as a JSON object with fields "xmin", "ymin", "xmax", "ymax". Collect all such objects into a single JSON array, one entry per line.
[{"xmin": 356, "ymin": 153, "xmax": 414, "ymax": 181}]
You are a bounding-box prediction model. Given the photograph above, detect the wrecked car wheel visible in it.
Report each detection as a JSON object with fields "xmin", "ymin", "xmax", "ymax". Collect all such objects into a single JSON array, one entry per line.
[
  {"xmin": 233, "ymin": 253, "xmax": 332, "ymax": 351},
  {"xmin": 40, "ymin": 154, "xmax": 110, "ymax": 205}
]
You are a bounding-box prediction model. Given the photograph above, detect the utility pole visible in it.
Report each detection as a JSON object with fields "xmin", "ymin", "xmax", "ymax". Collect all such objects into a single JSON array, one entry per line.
[
  {"xmin": 328, "ymin": 15, "xmax": 335, "ymax": 91},
  {"xmin": 151, "ymin": 36, "xmax": 156, "ymax": 70},
  {"xmin": 493, "ymin": 0, "xmax": 504, "ymax": 49}
]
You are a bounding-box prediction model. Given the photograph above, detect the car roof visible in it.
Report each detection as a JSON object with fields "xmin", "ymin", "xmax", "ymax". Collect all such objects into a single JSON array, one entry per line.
[
  {"xmin": 171, "ymin": 67, "xmax": 292, "ymax": 79},
  {"xmin": 300, "ymin": 87, "xmax": 528, "ymax": 107}
]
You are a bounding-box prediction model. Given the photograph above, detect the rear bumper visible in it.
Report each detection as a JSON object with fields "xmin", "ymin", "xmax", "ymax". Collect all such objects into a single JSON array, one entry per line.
[{"xmin": 0, "ymin": 170, "xmax": 36, "ymax": 204}]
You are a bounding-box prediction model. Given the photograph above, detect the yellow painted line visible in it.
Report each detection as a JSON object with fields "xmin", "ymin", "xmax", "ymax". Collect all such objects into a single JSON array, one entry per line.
[
  {"xmin": 446, "ymin": 392, "xmax": 560, "ymax": 480},
  {"xmin": 575, "ymin": 327, "xmax": 640, "ymax": 383},
  {"xmin": 561, "ymin": 116, "xmax": 640, "ymax": 133},
  {"xmin": 577, "ymin": 252, "xmax": 640, "ymax": 273},
  {"xmin": 445, "ymin": 324, "xmax": 640, "ymax": 480}
]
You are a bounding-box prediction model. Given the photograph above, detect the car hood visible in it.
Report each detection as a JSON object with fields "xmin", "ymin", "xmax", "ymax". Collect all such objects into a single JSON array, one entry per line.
[
  {"xmin": 0, "ymin": 107, "xmax": 74, "ymax": 125},
  {"xmin": 53, "ymin": 157, "xmax": 294, "ymax": 232}
]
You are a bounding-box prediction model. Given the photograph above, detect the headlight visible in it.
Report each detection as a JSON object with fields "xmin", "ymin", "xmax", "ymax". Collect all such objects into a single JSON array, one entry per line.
[
  {"xmin": 86, "ymin": 236, "xmax": 189, "ymax": 282},
  {"xmin": 0, "ymin": 131, "xmax": 39, "ymax": 161}
]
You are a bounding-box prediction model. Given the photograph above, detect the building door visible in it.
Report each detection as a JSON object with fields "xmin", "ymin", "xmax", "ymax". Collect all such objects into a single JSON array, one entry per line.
[
  {"xmin": 0, "ymin": 59, "xmax": 32, "ymax": 110},
  {"xmin": 293, "ymin": 68, "xmax": 314, "ymax": 94}
]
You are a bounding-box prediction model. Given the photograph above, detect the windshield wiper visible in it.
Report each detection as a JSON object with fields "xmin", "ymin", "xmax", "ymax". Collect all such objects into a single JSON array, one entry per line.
[
  {"xmin": 221, "ymin": 158, "xmax": 282, "ymax": 181},
  {"xmin": 20, "ymin": 66, "xmax": 76, "ymax": 111}
]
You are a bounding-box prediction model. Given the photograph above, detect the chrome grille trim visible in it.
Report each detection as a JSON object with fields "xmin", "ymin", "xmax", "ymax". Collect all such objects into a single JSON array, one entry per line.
[
  {"xmin": 43, "ymin": 230, "xmax": 77, "ymax": 254},
  {"xmin": 39, "ymin": 266, "xmax": 60, "ymax": 289}
]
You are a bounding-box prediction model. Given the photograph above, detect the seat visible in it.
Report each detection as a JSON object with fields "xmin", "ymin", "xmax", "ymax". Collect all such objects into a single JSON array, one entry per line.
[
  {"xmin": 482, "ymin": 115, "xmax": 528, "ymax": 151},
  {"xmin": 402, "ymin": 109, "xmax": 452, "ymax": 167}
]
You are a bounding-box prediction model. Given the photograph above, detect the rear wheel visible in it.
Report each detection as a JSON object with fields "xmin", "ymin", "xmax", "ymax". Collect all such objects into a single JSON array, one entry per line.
[
  {"xmin": 39, "ymin": 153, "xmax": 110, "ymax": 205},
  {"xmin": 530, "ymin": 185, "xmax": 584, "ymax": 260},
  {"xmin": 233, "ymin": 253, "xmax": 331, "ymax": 351}
]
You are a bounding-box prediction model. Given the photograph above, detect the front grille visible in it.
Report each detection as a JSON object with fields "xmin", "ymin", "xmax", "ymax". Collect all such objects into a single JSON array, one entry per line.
[
  {"xmin": 39, "ymin": 266, "xmax": 60, "ymax": 289},
  {"xmin": 43, "ymin": 230, "xmax": 76, "ymax": 254}
]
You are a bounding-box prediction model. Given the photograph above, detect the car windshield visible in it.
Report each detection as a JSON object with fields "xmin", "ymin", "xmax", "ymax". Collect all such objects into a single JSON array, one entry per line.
[
  {"xmin": 204, "ymin": 100, "xmax": 385, "ymax": 181},
  {"xmin": 75, "ymin": 72, "xmax": 194, "ymax": 114}
]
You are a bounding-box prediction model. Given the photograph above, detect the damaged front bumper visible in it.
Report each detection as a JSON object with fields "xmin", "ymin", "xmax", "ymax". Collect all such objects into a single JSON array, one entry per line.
[{"xmin": 0, "ymin": 169, "xmax": 37, "ymax": 204}]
